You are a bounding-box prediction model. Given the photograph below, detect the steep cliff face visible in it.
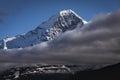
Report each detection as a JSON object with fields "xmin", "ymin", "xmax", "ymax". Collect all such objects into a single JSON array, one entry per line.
[{"xmin": 0, "ymin": 9, "xmax": 87, "ymax": 49}]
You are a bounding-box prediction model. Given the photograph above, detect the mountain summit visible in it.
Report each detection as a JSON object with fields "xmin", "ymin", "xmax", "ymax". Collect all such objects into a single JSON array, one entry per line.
[{"xmin": 0, "ymin": 9, "xmax": 87, "ymax": 49}]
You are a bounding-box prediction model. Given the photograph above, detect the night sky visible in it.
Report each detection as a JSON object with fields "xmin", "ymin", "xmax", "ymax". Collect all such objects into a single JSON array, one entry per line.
[{"xmin": 0, "ymin": 0, "xmax": 120, "ymax": 40}]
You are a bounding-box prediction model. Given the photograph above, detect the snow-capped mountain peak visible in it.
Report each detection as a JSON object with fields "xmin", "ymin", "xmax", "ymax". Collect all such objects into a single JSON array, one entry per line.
[
  {"xmin": 60, "ymin": 9, "xmax": 74, "ymax": 16},
  {"xmin": 59, "ymin": 9, "xmax": 87, "ymax": 24},
  {"xmin": 0, "ymin": 9, "xmax": 87, "ymax": 49}
]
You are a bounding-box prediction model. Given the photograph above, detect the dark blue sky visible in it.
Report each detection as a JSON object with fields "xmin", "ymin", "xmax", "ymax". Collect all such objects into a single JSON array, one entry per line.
[{"xmin": 0, "ymin": 0, "xmax": 120, "ymax": 40}]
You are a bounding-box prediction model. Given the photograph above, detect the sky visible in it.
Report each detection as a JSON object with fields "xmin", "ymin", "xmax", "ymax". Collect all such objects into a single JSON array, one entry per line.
[{"xmin": 0, "ymin": 0, "xmax": 120, "ymax": 40}]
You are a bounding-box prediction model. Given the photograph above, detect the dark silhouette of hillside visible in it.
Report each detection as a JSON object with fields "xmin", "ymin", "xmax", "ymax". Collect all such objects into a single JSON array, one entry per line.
[
  {"xmin": 69, "ymin": 63, "xmax": 120, "ymax": 80},
  {"xmin": 0, "ymin": 63, "xmax": 120, "ymax": 80}
]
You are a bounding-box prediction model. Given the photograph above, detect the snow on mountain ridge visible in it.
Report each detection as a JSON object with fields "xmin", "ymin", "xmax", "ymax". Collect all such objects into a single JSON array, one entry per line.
[
  {"xmin": 0, "ymin": 9, "xmax": 87, "ymax": 49},
  {"xmin": 60, "ymin": 9, "xmax": 87, "ymax": 24}
]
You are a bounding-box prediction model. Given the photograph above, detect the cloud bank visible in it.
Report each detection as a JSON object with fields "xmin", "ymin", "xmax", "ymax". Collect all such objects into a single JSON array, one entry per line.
[{"xmin": 0, "ymin": 10, "xmax": 120, "ymax": 68}]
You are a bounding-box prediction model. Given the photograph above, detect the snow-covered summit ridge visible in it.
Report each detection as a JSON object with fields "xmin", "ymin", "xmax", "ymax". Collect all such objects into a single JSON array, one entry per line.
[
  {"xmin": 0, "ymin": 9, "xmax": 87, "ymax": 49},
  {"xmin": 59, "ymin": 9, "xmax": 87, "ymax": 24}
]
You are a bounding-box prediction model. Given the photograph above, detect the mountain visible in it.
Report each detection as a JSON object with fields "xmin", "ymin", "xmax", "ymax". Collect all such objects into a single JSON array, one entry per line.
[
  {"xmin": 70, "ymin": 63, "xmax": 120, "ymax": 80},
  {"xmin": 0, "ymin": 9, "xmax": 87, "ymax": 49},
  {"xmin": 0, "ymin": 64, "xmax": 106, "ymax": 80},
  {"xmin": 0, "ymin": 63, "xmax": 119, "ymax": 80}
]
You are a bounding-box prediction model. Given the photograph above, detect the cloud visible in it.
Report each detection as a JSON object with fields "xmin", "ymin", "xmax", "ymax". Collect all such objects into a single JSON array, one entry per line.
[{"xmin": 0, "ymin": 10, "xmax": 120, "ymax": 69}]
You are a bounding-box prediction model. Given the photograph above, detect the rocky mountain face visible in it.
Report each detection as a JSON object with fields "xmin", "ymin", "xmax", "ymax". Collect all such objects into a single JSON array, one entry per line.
[
  {"xmin": 0, "ymin": 63, "xmax": 119, "ymax": 80},
  {"xmin": 0, "ymin": 9, "xmax": 87, "ymax": 49},
  {"xmin": 0, "ymin": 64, "xmax": 106, "ymax": 80}
]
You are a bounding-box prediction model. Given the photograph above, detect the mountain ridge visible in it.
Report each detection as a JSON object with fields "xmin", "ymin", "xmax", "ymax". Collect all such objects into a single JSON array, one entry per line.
[
  {"xmin": 0, "ymin": 9, "xmax": 87, "ymax": 49},
  {"xmin": 0, "ymin": 63, "xmax": 119, "ymax": 80}
]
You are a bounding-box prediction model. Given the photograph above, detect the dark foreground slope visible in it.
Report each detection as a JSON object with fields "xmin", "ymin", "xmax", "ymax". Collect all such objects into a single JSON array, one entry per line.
[
  {"xmin": 70, "ymin": 63, "xmax": 120, "ymax": 80},
  {"xmin": 0, "ymin": 63, "xmax": 120, "ymax": 80}
]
